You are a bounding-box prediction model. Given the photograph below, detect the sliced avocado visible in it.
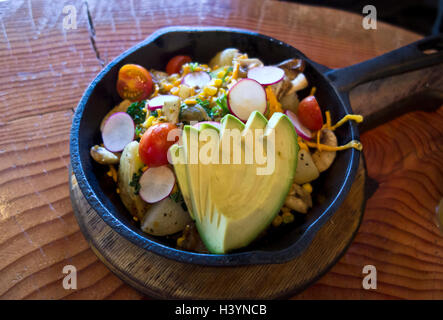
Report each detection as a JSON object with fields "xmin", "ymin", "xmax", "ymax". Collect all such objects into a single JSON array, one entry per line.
[
  {"xmin": 201, "ymin": 112, "xmax": 298, "ymax": 253},
  {"xmin": 169, "ymin": 144, "xmax": 194, "ymax": 219},
  {"xmin": 172, "ymin": 112, "xmax": 299, "ymax": 254}
]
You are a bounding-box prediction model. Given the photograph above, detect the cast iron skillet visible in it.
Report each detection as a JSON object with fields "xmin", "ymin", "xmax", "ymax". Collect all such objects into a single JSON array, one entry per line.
[{"xmin": 70, "ymin": 26, "xmax": 443, "ymax": 266}]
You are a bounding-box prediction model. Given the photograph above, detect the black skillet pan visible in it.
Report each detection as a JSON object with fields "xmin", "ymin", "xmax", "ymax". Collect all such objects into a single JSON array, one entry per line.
[{"xmin": 70, "ymin": 27, "xmax": 443, "ymax": 266}]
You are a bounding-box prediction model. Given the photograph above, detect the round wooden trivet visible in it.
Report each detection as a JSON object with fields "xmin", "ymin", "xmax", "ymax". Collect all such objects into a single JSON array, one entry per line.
[{"xmin": 69, "ymin": 158, "xmax": 366, "ymax": 299}]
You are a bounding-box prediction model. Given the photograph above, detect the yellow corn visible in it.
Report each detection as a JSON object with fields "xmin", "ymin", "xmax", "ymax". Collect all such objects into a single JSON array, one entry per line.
[
  {"xmin": 173, "ymin": 79, "xmax": 182, "ymax": 87},
  {"xmin": 163, "ymin": 83, "xmax": 173, "ymax": 92},
  {"xmin": 302, "ymin": 183, "xmax": 313, "ymax": 193},
  {"xmin": 143, "ymin": 115, "xmax": 155, "ymax": 128},
  {"xmin": 184, "ymin": 98, "xmax": 197, "ymax": 105},
  {"xmin": 170, "ymin": 87, "xmax": 179, "ymax": 95},
  {"xmin": 282, "ymin": 211, "xmax": 295, "ymax": 224},
  {"xmin": 272, "ymin": 215, "xmax": 283, "ymax": 227},
  {"xmin": 212, "ymin": 78, "xmax": 222, "ymax": 87},
  {"xmin": 203, "ymin": 86, "xmax": 217, "ymax": 96}
]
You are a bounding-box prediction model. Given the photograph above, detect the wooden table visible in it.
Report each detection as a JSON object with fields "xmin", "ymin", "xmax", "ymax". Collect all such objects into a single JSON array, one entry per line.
[{"xmin": 0, "ymin": 0, "xmax": 442, "ymax": 299}]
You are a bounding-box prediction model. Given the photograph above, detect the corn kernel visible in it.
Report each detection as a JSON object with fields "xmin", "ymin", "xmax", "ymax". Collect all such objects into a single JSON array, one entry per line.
[
  {"xmin": 217, "ymin": 71, "xmax": 225, "ymax": 78},
  {"xmin": 170, "ymin": 87, "xmax": 179, "ymax": 95},
  {"xmin": 173, "ymin": 79, "xmax": 181, "ymax": 87},
  {"xmin": 143, "ymin": 115, "xmax": 155, "ymax": 128},
  {"xmin": 281, "ymin": 206, "xmax": 291, "ymax": 213},
  {"xmin": 272, "ymin": 215, "xmax": 283, "ymax": 227},
  {"xmin": 282, "ymin": 211, "xmax": 295, "ymax": 224},
  {"xmin": 133, "ymin": 216, "xmax": 139, "ymax": 222},
  {"xmin": 184, "ymin": 98, "xmax": 197, "ymax": 105},
  {"xmin": 203, "ymin": 86, "xmax": 217, "ymax": 96},
  {"xmin": 212, "ymin": 78, "xmax": 222, "ymax": 87},
  {"xmin": 302, "ymin": 183, "xmax": 313, "ymax": 193},
  {"xmin": 163, "ymin": 83, "xmax": 173, "ymax": 92}
]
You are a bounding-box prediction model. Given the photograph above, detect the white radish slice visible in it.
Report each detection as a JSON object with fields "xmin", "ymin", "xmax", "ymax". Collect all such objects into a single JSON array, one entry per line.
[
  {"xmin": 227, "ymin": 79, "xmax": 267, "ymax": 121},
  {"xmin": 182, "ymin": 71, "xmax": 211, "ymax": 88},
  {"xmin": 284, "ymin": 110, "xmax": 313, "ymax": 141},
  {"xmin": 192, "ymin": 121, "xmax": 221, "ymax": 130},
  {"xmin": 247, "ymin": 66, "xmax": 285, "ymax": 86},
  {"xmin": 148, "ymin": 95, "xmax": 178, "ymax": 110},
  {"xmin": 101, "ymin": 112, "xmax": 135, "ymax": 152},
  {"xmin": 139, "ymin": 166, "xmax": 176, "ymax": 203}
]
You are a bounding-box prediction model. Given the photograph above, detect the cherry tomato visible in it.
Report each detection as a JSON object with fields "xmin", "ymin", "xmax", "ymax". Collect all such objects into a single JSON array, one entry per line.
[
  {"xmin": 297, "ymin": 96, "xmax": 324, "ymax": 131},
  {"xmin": 116, "ymin": 64, "xmax": 153, "ymax": 101},
  {"xmin": 166, "ymin": 55, "xmax": 192, "ymax": 75},
  {"xmin": 139, "ymin": 123, "xmax": 180, "ymax": 167}
]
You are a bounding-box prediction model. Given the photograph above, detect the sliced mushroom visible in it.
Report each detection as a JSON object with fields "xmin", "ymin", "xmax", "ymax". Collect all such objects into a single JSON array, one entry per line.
[
  {"xmin": 236, "ymin": 58, "xmax": 264, "ymax": 78},
  {"xmin": 209, "ymin": 48, "xmax": 240, "ymax": 68},
  {"xmin": 284, "ymin": 183, "xmax": 312, "ymax": 214},
  {"xmin": 90, "ymin": 145, "xmax": 120, "ymax": 165},
  {"xmin": 312, "ymin": 129, "xmax": 338, "ymax": 172},
  {"xmin": 179, "ymin": 104, "xmax": 211, "ymax": 123},
  {"xmin": 276, "ymin": 58, "xmax": 305, "ymax": 80},
  {"xmin": 149, "ymin": 69, "xmax": 169, "ymax": 83}
]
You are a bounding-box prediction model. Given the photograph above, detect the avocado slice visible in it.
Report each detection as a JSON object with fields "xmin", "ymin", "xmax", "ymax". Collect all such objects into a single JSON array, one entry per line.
[
  {"xmin": 171, "ymin": 112, "xmax": 299, "ymax": 254},
  {"xmin": 169, "ymin": 144, "xmax": 194, "ymax": 219}
]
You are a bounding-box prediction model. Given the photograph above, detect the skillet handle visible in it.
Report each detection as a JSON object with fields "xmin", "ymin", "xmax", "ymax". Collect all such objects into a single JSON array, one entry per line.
[{"xmin": 324, "ymin": 35, "xmax": 443, "ymax": 123}]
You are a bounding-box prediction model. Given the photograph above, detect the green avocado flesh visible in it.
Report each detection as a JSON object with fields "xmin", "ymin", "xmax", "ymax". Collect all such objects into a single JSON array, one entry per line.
[{"xmin": 170, "ymin": 111, "xmax": 299, "ymax": 254}]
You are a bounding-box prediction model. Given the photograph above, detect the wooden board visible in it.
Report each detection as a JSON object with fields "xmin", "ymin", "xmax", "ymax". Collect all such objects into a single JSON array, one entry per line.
[
  {"xmin": 1, "ymin": 0, "xmax": 442, "ymax": 299},
  {"xmin": 69, "ymin": 159, "xmax": 366, "ymax": 299}
]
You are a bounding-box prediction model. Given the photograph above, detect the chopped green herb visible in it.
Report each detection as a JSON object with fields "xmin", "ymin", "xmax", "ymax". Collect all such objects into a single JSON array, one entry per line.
[
  {"xmin": 221, "ymin": 66, "xmax": 233, "ymax": 85},
  {"xmin": 189, "ymin": 62, "xmax": 199, "ymax": 72},
  {"xmin": 196, "ymin": 98, "xmax": 210, "ymax": 109},
  {"xmin": 126, "ymin": 101, "xmax": 147, "ymax": 125},
  {"xmin": 215, "ymin": 93, "xmax": 230, "ymax": 116},
  {"xmin": 170, "ymin": 189, "xmax": 184, "ymax": 203},
  {"xmin": 150, "ymin": 109, "xmax": 158, "ymax": 117},
  {"xmin": 196, "ymin": 98, "xmax": 214, "ymax": 119},
  {"xmin": 129, "ymin": 169, "xmax": 143, "ymax": 195}
]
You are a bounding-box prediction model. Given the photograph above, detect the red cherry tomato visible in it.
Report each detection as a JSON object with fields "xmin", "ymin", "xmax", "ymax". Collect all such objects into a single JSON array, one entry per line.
[
  {"xmin": 139, "ymin": 123, "xmax": 180, "ymax": 167},
  {"xmin": 116, "ymin": 64, "xmax": 153, "ymax": 101},
  {"xmin": 166, "ymin": 55, "xmax": 192, "ymax": 75},
  {"xmin": 297, "ymin": 96, "xmax": 324, "ymax": 131}
]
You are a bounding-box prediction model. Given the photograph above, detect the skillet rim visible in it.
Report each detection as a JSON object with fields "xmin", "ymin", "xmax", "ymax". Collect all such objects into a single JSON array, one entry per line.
[{"xmin": 69, "ymin": 26, "xmax": 360, "ymax": 266}]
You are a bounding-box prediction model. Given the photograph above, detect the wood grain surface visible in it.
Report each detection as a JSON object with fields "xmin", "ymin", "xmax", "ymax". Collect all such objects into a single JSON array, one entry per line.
[{"xmin": 0, "ymin": 0, "xmax": 442, "ymax": 299}]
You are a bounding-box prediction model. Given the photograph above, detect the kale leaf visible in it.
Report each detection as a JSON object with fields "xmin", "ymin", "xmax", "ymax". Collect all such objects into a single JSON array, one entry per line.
[{"xmin": 126, "ymin": 101, "xmax": 147, "ymax": 125}]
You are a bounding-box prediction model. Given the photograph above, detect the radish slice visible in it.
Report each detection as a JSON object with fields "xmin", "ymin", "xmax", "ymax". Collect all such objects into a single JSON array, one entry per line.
[
  {"xmin": 192, "ymin": 121, "xmax": 221, "ymax": 130},
  {"xmin": 148, "ymin": 95, "xmax": 178, "ymax": 110},
  {"xmin": 182, "ymin": 71, "xmax": 211, "ymax": 88},
  {"xmin": 247, "ymin": 66, "xmax": 285, "ymax": 86},
  {"xmin": 227, "ymin": 79, "xmax": 267, "ymax": 121},
  {"xmin": 101, "ymin": 112, "xmax": 135, "ymax": 152},
  {"xmin": 284, "ymin": 110, "xmax": 313, "ymax": 141},
  {"xmin": 139, "ymin": 166, "xmax": 176, "ymax": 203}
]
